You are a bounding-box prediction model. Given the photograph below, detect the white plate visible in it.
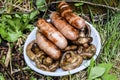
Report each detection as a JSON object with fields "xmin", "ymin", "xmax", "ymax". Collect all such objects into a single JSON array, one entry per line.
[{"xmin": 23, "ymin": 21, "xmax": 101, "ymax": 76}]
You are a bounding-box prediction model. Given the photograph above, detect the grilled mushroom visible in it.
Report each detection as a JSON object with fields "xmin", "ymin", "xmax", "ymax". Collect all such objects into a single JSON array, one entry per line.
[
  {"xmin": 31, "ymin": 43, "xmax": 40, "ymax": 54},
  {"xmin": 34, "ymin": 53, "xmax": 59, "ymax": 72},
  {"xmin": 73, "ymin": 24, "xmax": 92, "ymax": 48},
  {"xmin": 26, "ymin": 40, "xmax": 36, "ymax": 60},
  {"xmin": 80, "ymin": 24, "xmax": 91, "ymax": 37},
  {"xmin": 60, "ymin": 51, "xmax": 83, "ymax": 71},
  {"xmin": 77, "ymin": 45, "xmax": 84, "ymax": 54},
  {"xmin": 62, "ymin": 45, "xmax": 78, "ymax": 52},
  {"xmin": 78, "ymin": 44, "xmax": 96, "ymax": 59}
]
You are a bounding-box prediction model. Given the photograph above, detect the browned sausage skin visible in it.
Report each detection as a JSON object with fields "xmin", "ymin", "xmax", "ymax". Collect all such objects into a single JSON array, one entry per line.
[
  {"xmin": 58, "ymin": 1, "xmax": 86, "ymax": 29},
  {"xmin": 58, "ymin": 1, "xmax": 72, "ymax": 16},
  {"xmin": 36, "ymin": 18, "xmax": 68, "ymax": 49},
  {"xmin": 50, "ymin": 12, "xmax": 79, "ymax": 40},
  {"xmin": 36, "ymin": 31, "xmax": 61, "ymax": 60},
  {"xmin": 64, "ymin": 12, "xmax": 86, "ymax": 29}
]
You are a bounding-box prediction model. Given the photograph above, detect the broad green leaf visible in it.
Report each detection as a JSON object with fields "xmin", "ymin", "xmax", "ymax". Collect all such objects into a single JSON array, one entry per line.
[
  {"xmin": 0, "ymin": 13, "xmax": 35, "ymax": 42},
  {"xmin": 15, "ymin": 14, "xmax": 21, "ymax": 19},
  {"xmin": 88, "ymin": 67, "xmax": 105, "ymax": 80},
  {"xmin": 22, "ymin": 14, "xmax": 30, "ymax": 22},
  {"xmin": 36, "ymin": 0, "xmax": 45, "ymax": 8},
  {"xmin": 95, "ymin": 78, "xmax": 102, "ymax": 80},
  {"xmin": 0, "ymin": 73, "xmax": 5, "ymax": 80},
  {"xmin": 74, "ymin": 2, "xmax": 84, "ymax": 7},
  {"xmin": 4, "ymin": 15, "xmax": 12, "ymax": 19},
  {"xmin": 39, "ymin": 6, "xmax": 47, "ymax": 12},
  {"xmin": 1, "ymin": 15, "xmax": 12, "ymax": 20},
  {"xmin": 7, "ymin": 19, "xmax": 15, "ymax": 28},
  {"xmin": 102, "ymin": 74, "xmax": 117, "ymax": 80},
  {"xmin": 87, "ymin": 58, "xmax": 95, "ymax": 75},
  {"xmin": 14, "ymin": 19, "xmax": 22, "ymax": 31},
  {"xmin": 36, "ymin": 0, "xmax": 47, "ymax": 11},
  {"xmin": 30, "ymin": 10, "xmax": 38, "ymax": 20},
  {"xmin": 25, "ymin": 24, "xmax": 34, "ymax": 31},
  {"xmin": 98, "ymin": 63, "xmax": 113, "ymax": 75},
  {"xmin": 6, "ymin": 32, "xmax": 22, "ymax": 42},
  {"xmin": 0, "ymin": 26, "xmax": 8, "ymax": 39},
  {"xmin": 30, "ymin": 76, "xmax": 37, "ymax": 80}
]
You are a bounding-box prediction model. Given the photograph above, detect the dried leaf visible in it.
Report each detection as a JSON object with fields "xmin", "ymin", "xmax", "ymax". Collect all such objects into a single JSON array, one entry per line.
[{"xmin": 4, "ymin": 43, "xmax": 11, "ymax": 67}]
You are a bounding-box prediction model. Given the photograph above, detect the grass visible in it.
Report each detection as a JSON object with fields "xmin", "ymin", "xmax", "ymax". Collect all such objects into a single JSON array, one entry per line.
[
  {"xmin": 97, "ymin": 13, "xmax": 120, "ymax": 79},
  {"xmin": 101, "ymin": 15, "xmax": 119, "ymax": 59},
  {"xmin": 96, "ymin": 13, "xmax": 120, "ymax": 61}
]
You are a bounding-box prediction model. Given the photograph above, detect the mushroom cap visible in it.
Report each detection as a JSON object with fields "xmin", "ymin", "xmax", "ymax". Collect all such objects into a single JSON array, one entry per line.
[{"xmin": 60, "ymin": 51, "xmax": 83, "ymax": 71}]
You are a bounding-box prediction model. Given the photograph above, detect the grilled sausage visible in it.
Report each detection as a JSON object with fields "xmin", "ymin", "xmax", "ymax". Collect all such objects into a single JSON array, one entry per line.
[
  {"xmin": 58, "ymin": 1, "xmax": 72, "ymax": 17},
  {"xmin": 58, "ymin": 1, "xmax": 86, "ymax": 29},
  {"xmin": 37, "ymin": 18, "xmax": 68, "ymax": 49},
  {"xmin": 36, "ymin": 31, "xmax": 61, "ymax": 60},
  {"xmin": 50, "ymin": 12, "xmax": 79, "ymax": 40}
]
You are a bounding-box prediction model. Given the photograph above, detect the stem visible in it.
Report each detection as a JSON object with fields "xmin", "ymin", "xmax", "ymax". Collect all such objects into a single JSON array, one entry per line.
[
  {"xmin": 42, "ymin": 0, "xmax": 49, "ymax": 18},
  {"xmin": 5, "ymin": 43, "xmax": 11, "ymax": 67}
]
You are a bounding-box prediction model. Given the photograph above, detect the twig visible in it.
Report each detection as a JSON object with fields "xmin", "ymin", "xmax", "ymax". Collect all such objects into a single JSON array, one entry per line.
[
  {"xmin": 5, "ymin": 43, "xmax": 11, "ymax": 67},
  {"xmin": 0, "ymin": 50, "xmax": 4, "ymax": 59},
  {"xmin": 65, "ymin": 0, "xmax": 120, "ymax": 11},
  {"xmin": 48, "ymin": 0, "xmax": 120, "ymax": 12},
  {"xmin": 10, "ymin": 55, "xmax": 13, "ymax": 76},
  {"xmin": 0, "ymin": 63, "xmax": 15, "ymax": 80},
  {"xmin": 0, "ymin": 47, "xmax": 8, "ymax": 50},
  {"xmin": 12, "ymin": 4, "xmax": 32, "ymax": 12},
  {"xmin": 11, "ymin": 67, "xmax": 30, "ymax": 74}
]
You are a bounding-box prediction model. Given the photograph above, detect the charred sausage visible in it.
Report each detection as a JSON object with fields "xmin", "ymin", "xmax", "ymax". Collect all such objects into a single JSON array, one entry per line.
[
  {"xmin": 50, "ymin": 12, "xmax": 79, "ymax": 40},
  {"xmin": 58, "ymin": 1, "xmax": 86, "ymax": 29},
  {"xmin": 36, "ymin": 31, "xmax": 61, "ymax": 60},
  {"xmin": 36, "ymin": 18, "xmax": 68, "ymax": 49}
]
